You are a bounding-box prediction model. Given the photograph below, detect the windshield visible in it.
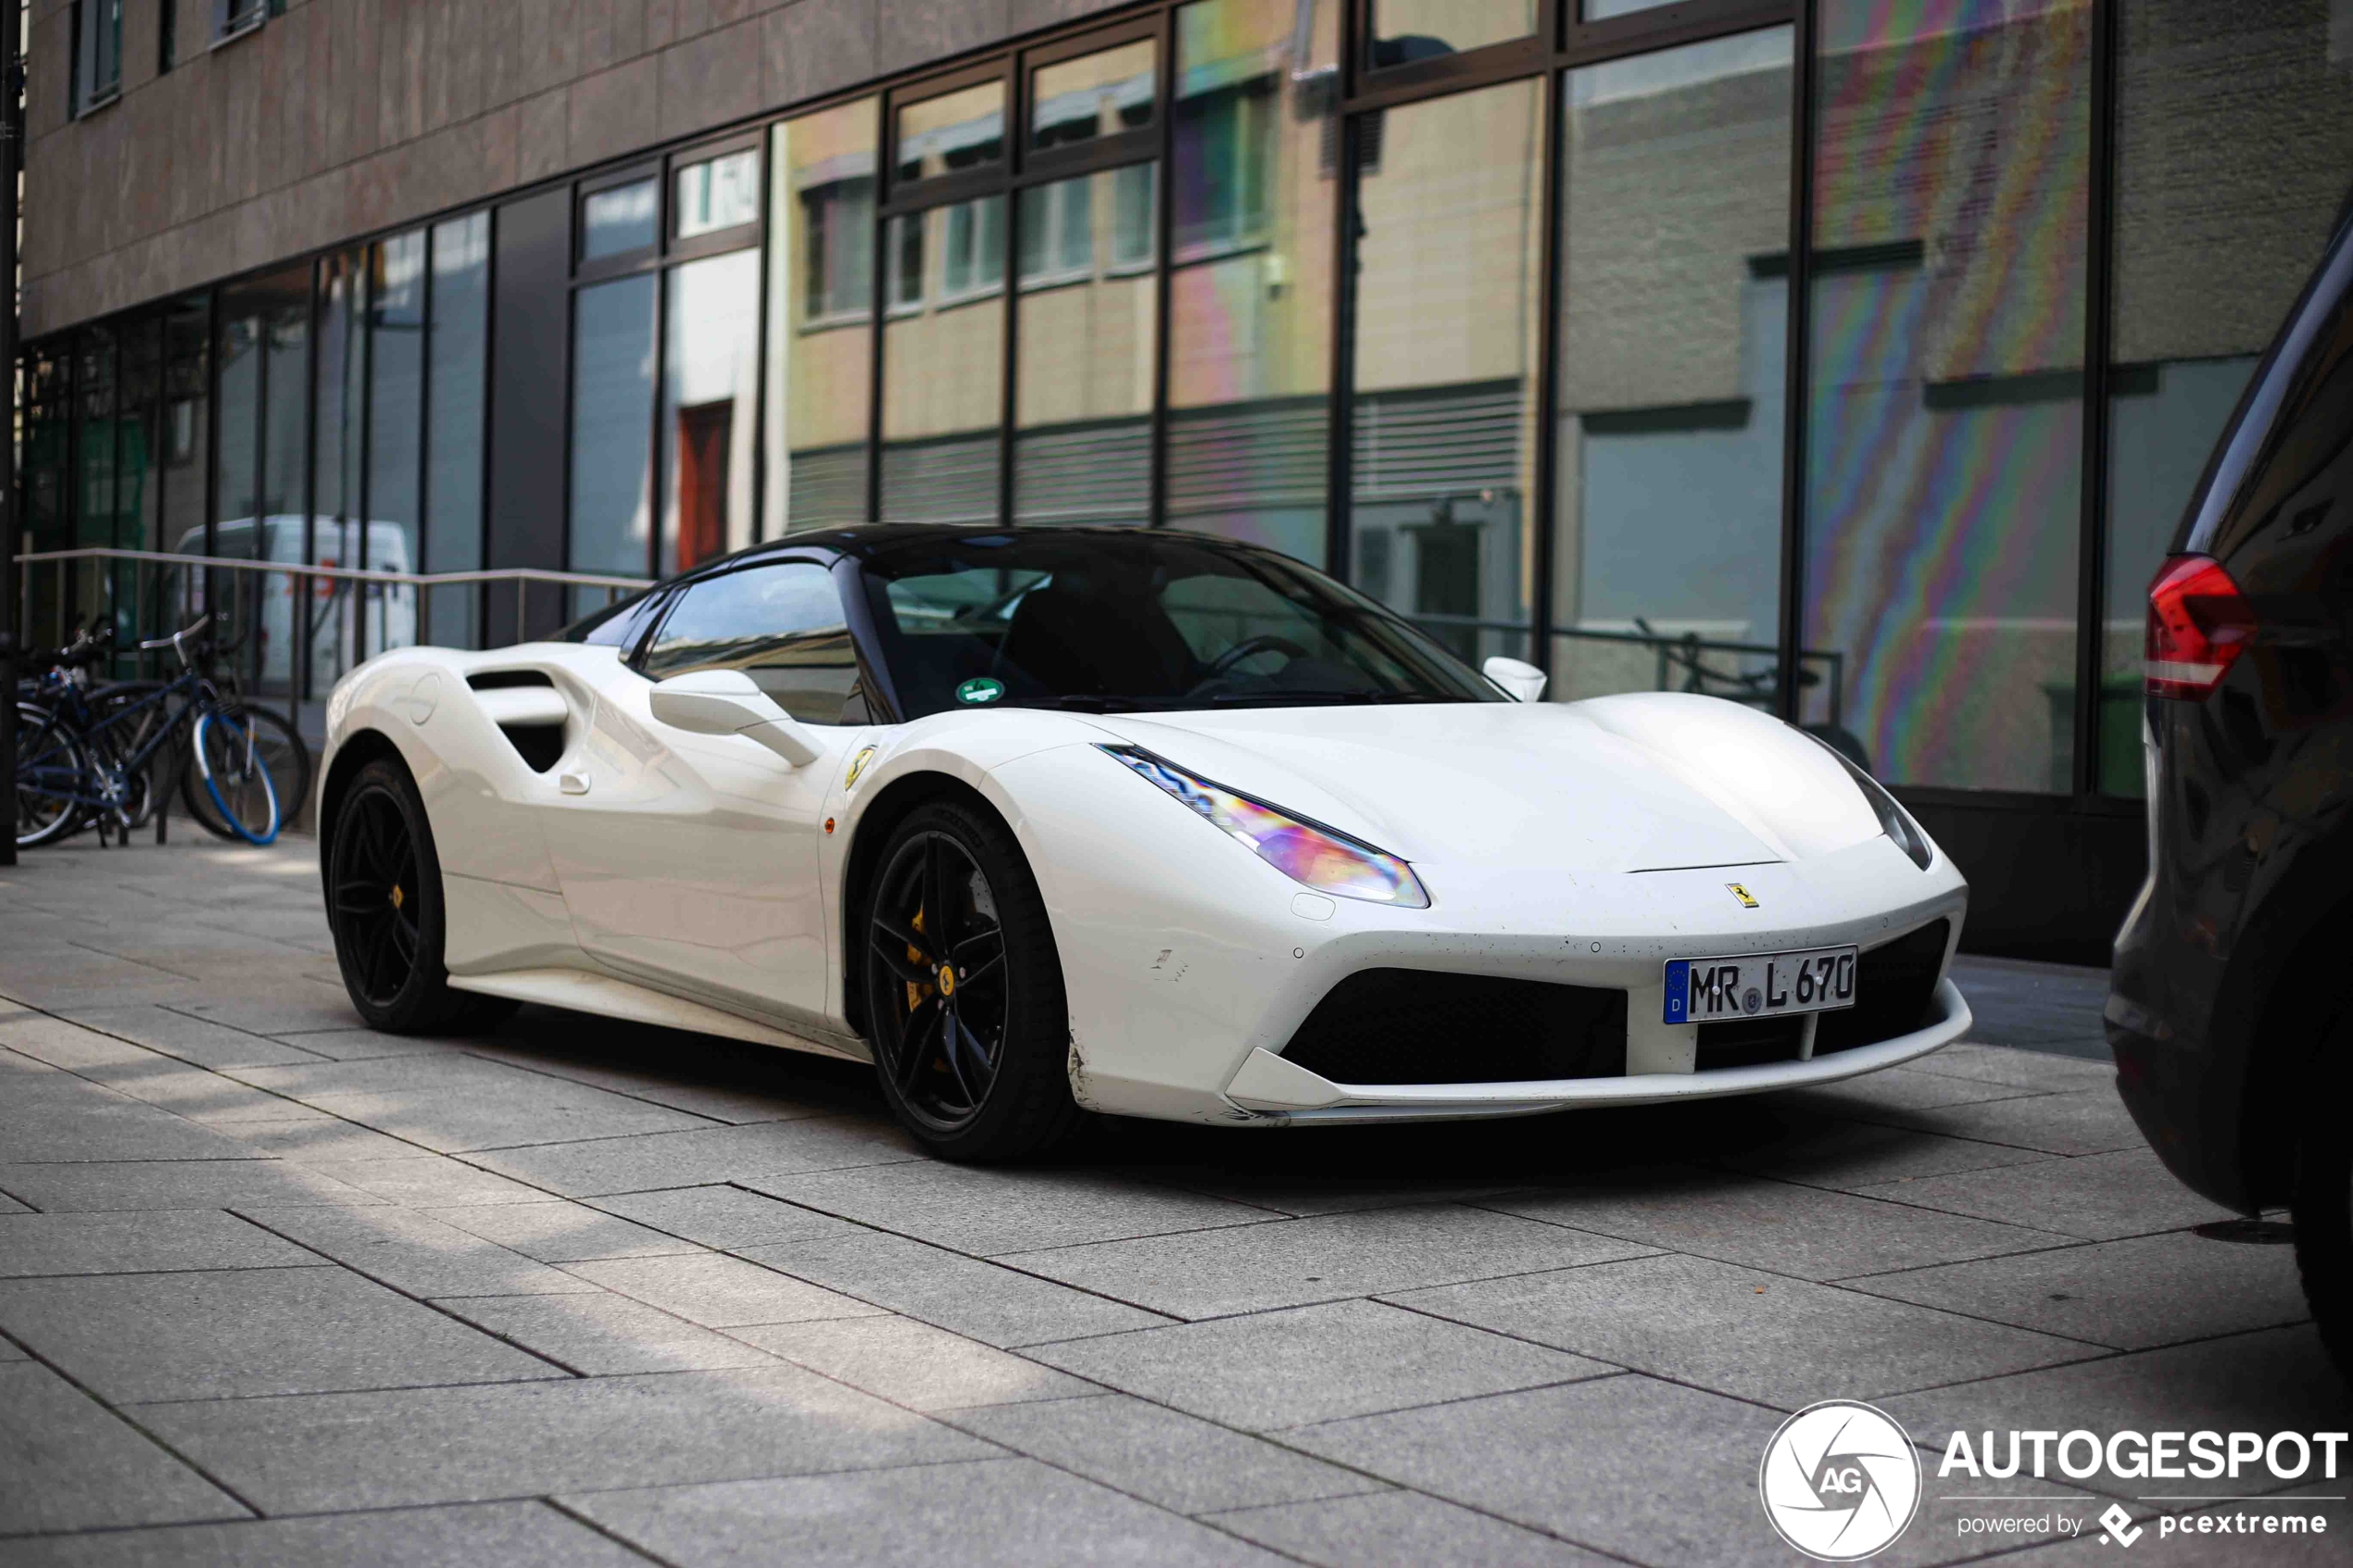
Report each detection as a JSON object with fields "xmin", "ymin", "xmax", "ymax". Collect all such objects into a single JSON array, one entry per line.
[{"xmin": 859, "ymin": 532, "xmax": 1502, "ymax": 718}]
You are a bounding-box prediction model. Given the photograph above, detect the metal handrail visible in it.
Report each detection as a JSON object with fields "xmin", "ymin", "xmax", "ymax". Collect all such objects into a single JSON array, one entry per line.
[{"xmin": 18, "ymin": 546, "xmax": 653, "ymax": 594}]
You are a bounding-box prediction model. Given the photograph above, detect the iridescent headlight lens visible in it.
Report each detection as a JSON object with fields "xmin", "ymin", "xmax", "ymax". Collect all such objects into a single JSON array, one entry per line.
[{"xmin": 1099, "ymin": 745, "xmax": 1429, "ymax": 908}]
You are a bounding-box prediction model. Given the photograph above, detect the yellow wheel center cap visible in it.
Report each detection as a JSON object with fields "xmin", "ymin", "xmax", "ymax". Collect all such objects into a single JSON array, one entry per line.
[
  {"xmin": 937, "ymin": 965, "xmax": 955, "ymax": 998},
  {"xmin": 389, "ymin": 884, "xmax": 405, "ymax": 911}
]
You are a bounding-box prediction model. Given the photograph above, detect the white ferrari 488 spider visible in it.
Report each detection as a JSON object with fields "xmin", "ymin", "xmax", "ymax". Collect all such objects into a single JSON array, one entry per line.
[{"xmin": 319, "ymin": 526, "xmax": 1970, "ymax": 1160}]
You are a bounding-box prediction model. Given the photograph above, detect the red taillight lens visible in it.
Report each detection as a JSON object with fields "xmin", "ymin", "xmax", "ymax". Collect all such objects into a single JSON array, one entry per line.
[{"xmin": 2145, "ymin": 554, "xmax": 2257, "ymax": 700}]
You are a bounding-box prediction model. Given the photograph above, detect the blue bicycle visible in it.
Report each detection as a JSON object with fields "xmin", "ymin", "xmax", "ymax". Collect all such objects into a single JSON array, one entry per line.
[{"xmin": 13, "ymin": 617, "xmax": 310, "ymax": 849}]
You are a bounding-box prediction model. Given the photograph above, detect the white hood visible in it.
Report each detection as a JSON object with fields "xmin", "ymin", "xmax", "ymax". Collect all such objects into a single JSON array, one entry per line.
[{"xmin": 1089, "ymin": 694, "xmax": 1887, "ymax": 878}]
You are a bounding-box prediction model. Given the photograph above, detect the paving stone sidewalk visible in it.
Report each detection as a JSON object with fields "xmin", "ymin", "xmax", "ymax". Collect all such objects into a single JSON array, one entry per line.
[{"xmin": 0, "ymin": 837, "xmax": 2340, "ymax": 1566}]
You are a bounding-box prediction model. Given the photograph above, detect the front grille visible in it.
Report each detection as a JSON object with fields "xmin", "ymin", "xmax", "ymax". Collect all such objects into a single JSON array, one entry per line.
[
  {"xmin": 1279, "ymin": 969, "xmax": 1627, "ymax": 1085},
  {"xmin": 1697, "ymin": 1015, "xmax": 1806, "ymax": 1069},
  {"xmin": 1813, "ymin": 919, "xmax": 1951, "ymax": 1055}
]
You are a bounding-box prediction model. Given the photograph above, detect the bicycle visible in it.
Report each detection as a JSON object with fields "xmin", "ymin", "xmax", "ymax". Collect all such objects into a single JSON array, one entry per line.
[{"xmin": 13, "ymin": 617, "xmax": 312, "ymax": 849}]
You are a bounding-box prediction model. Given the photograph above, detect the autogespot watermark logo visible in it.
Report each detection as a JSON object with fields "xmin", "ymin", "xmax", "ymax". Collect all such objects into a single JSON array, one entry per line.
[{"xmin": 1760, "ymin": 1400, "xmax": 1923, "ymax": 1561}]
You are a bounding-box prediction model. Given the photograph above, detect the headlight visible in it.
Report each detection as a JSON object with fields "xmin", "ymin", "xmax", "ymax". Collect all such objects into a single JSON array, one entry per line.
[
  {"xmin": 1802, "ymin": 732, "xmax": 1933, "ymax": 870},
  {"xmin": 1098, "ymin": 745, "xmax": 1430, "ymax": 908}
]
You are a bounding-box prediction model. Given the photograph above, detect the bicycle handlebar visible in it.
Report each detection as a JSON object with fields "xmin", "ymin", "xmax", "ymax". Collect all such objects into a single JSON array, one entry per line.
[{"xmin": 137, "ymin": 615, "xmax": 213, "ymax": 660}]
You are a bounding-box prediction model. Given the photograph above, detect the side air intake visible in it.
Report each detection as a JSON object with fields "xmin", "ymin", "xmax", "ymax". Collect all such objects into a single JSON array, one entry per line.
[{"xmin": 467, "ymin": 671, "xmax": 568, "ymax": 772}]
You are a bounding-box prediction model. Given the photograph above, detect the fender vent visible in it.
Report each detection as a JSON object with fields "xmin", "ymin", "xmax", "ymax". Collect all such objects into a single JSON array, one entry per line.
[
  {"xmin": 468, "ymin": 671, "xmax": 568, "ymax": 773},
  {"xmin": 1280, "ymin": 970, "xmax": 1627, "ymax": 1085},
  {"xmin": 499, "ymin": 722, "xmax": 566, "ymax": 773},
  {"xmin": 1813, "ymin": 919, "xmax": 1951, "ymax": 1055}
]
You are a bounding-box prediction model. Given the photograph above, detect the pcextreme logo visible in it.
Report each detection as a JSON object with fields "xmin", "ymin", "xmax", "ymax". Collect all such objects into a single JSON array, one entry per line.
[{"xmin": 1760, "ymin": 1400, "xmax": 1922, "ymax": 1561}]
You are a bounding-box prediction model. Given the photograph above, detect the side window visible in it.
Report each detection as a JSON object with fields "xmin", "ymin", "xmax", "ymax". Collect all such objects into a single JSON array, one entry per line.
[
  {"xmin": 641, "ymin": 562, "xmax": 862, "ymax": 724},
  {"xmin": 569, "ymin": 586, "xmax": 671, "ymax": 650}
]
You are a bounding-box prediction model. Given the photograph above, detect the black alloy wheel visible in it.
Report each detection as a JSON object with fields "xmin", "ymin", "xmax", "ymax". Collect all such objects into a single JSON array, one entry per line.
[
  {"xmin": 862, "ymin": 801, "xmax": 1080, "ymax": 1160},
  {"xmin": 326, "ymin": 757, "xmax": 511, "ymax": 1034},
  {"xmin": 333, "ymin": 778, "xmax": 422, "ymax": 1009}
]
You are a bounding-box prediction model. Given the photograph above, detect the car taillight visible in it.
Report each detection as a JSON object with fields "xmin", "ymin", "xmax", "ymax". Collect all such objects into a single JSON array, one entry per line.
[{"xmin": 2145, "ymin": 554, "xmax": 2256, "ymax": 700}]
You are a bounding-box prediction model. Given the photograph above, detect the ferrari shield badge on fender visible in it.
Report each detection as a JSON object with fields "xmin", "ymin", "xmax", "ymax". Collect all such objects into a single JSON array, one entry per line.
[
  {"xmin": 1727, "ymin": 883, "xmax": 1759, "ymax": 909},
  {"xmin": 844, "ymin": 746, "xmax": 876, "ymax": 789},
  {"xmin": 956, "ymin": 677, "xmax": 1004, "ymax": 705}
]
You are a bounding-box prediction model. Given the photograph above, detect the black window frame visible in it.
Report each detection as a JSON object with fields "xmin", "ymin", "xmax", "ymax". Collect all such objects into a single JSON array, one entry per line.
[
  {"xmin": 212, "ymin": 0, "xmax": 271, "ymax": 49},
  {"xmin": 70, "ymin": 0, "xmax": 123, "ymax": 118}
]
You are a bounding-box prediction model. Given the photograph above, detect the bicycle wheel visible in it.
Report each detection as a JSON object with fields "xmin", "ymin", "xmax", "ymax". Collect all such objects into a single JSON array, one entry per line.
[
  {"xmin": 13, "ymin": 701, "xmax": 91, "ymax": 849},
  {"xmin": 84, "ymin": 681, "xmax": 178, "ymax": 829},
  {"xmin": 189, "ymin": 709, "xmax": 282, "ymax": 845},
  {"xmin": 182, "ymin": 705, "xmax": 310, "ymax": 843}
]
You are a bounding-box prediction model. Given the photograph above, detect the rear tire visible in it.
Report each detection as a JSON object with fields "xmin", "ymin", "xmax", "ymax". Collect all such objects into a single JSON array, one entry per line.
[
  {"xmin": 13, "ymin": 701, "xmax": 89, "ymax": 848},
  {"xmin": 2293, "ymin": 1017, "xmax": 2353, "ymax": 1384},
  {"xmin": 324, "ymin": 756, "xmax": 500, "ymax": 1034},
  {"xmin": 860, "ymin": 800, "xmax": 1082, "ymax": 1162}
]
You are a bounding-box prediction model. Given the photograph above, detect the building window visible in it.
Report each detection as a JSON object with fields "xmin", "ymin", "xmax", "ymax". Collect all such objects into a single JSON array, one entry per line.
[
  {"xmin": 940, "ymin": 196, "xmax": 1006, "ymax": 302},
  {"xmin": 1014, "ymin": 168, "xmax": 1159, "ymax": 527},
  {"xmin": 1019, "ymin": 178, "xmax": 1094, "ymax": 287},
  {"xmin": 214, "ymin": 0, "xmax": 268, "ymax": 44},
  {"xmin": 158, "ymin": 0, "xmax": 176, "ymax": 74},
  {"xmin": 799, "ymin": 175, "xmax": 875, "ymax": 323},
  {"xmin": 881, "ymin": 197, "xmax": 1007, "ymax": 523},
  {"xmin": 71, "ymin": 0, "xmax": 123, "ymax": 115},
  {"xmin": 1369, "ymin": 0, "xmax": 1535, "ymax": 65},
  {"xmin": 426, "ymin": 214, "xmax": 491, "ymax": 648},
  {"xmin": 1349, "ymin": 76, "xmax": 1546, "ymax": 666},
  {"xmin": 2096, "ymin": 0, "xmax": 2353, "ymax": 796},
  {"xmin": 675, "ymin": 150, "xmax": 761, "ymax": 240},
  {"xmin": 1174, "ymin": 82, "xmax": 1274, "ymax": 260},
  {"xmin": 661, "ymin": 249, "xmax": 762, "ymax": 575},
  {"xmin": 887, "ymin": 212, "xmax": 925, "ymax": 311},
  {"xmin": 897, "ymin": 81, "xmax": 1006, "ymax": 184},
  {"xmin": 582, "ymin": 178, "xmax": 661, "ymax": 263},
  {"xmin": 1551, "ymin": 28, "xmax": 1793, "ymax": 709},
  {"xmin": 764, "ymin": 100, "xmax": 879, "ymax": 538},
  {"xmin": 1030, "ymin": 36, "xmax": 1158, "ymax": 151},
  {"xmin": 1799, "ymin": 0, "xmax": 2093, "ymax": 794},
  {"xmin": 1165, "ymin": 0, "xmax": 1337, "ymax": 564},
  {"xmin": 571, "ymin": 274, "xmax": 660, "ymax": 587},
  {"xmin": 1111, "ymin": 162, "xmax": 1156, "ymax": 271}
]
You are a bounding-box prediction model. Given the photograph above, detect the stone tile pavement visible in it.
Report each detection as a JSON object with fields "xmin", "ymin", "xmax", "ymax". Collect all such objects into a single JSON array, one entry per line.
[{"xmin": 0, "ymin": 837, "xmax": 2339, "ymax": 1565}]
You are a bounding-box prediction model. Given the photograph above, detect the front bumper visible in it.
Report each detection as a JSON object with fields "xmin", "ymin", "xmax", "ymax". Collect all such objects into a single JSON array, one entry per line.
[{"xmin": 1223, "ymin": 977, "xmax": 1971, "ymax": 1123}]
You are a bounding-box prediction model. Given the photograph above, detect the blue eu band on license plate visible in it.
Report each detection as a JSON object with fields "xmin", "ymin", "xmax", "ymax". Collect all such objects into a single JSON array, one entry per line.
[{"xmin": 1663, "ymin": 945, "xmax": 1859, "ymax": 1024}]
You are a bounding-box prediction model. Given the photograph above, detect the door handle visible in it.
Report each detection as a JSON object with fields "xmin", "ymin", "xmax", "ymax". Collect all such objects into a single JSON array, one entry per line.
[{"xmin": 558, "ymin": 771, "xmax": 591, "ymax": 797}]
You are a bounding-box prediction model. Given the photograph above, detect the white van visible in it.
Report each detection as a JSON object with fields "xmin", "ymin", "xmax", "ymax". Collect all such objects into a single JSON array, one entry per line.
[{"xmin": 176, "ymin": 518, "xmax": 419, "ymax": 687}]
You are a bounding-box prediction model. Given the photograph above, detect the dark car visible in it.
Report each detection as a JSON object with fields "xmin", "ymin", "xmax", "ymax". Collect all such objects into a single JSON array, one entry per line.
[{"xmin": 2108, "ymin": 216, "xmax": 2353, "ymax": 1376}]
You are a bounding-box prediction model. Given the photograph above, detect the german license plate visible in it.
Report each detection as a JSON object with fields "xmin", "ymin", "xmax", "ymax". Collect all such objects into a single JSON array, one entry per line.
[{"xmin": 1663, "ymin": 946, "xmax": 1858, "ymax": 1024}]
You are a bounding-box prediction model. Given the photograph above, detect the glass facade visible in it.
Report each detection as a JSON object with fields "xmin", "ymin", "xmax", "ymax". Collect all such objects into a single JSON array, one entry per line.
[
  {"xmin": 1014, "ymin": 167, "xmax": 1159, "ymax": 525},
  {"xmin": 1800, "ymin": 0, "xmax": 2093, "ymax": 795},
  {"xmin": 2100, "ymin": 0, "xmax": 2353, "ymax": 796},
  {"xmin": 426, "ymin": 214, "xmax": 491, "ymax": 647},
  {"xmin": 880, "ymin": 194, "xmax": 1008, "ymax": 522},
  {"xmin": 764, "ymin": 100, "xmax": 878, "ymax": 534},
  {"xmin": 24, "ymin": 0, "xmax": 2345, "ymax": 879},
  {"xmin": 1553, "ymin": 29, "xmax": 1793, "ymax": 706},
  {"xmin": 1350, "ymin": 78, "xmax": 1544, "ymax": 667},
  {"xmin": 1167, "ymin": 0, "xmax": 1336, "ymax": 563}
]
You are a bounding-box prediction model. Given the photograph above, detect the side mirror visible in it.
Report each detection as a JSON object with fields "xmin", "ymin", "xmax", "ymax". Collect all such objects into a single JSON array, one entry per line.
[
  {"xmin": 648, "ymin": 669, "xmax": 823, "ymax": 768},
  {"xmin": 1483, "ymin": 656, "xmax": 1547, "ymax": 703}
]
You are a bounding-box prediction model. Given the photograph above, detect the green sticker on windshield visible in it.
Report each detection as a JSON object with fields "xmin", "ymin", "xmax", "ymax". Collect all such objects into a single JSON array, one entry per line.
[{"xmin": 956, "ymin": 677, "xmax": 1005, "ymax": 706}]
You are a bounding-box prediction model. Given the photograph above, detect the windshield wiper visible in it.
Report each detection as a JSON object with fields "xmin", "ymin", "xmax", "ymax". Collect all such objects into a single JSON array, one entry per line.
[
  {"xmin": 1206, "ymin": 689, "xmax": 1456, "ymax": 706},
  {"xmin": 999, "ymin": 695, "xmax": 1196, "ymax": 713}
]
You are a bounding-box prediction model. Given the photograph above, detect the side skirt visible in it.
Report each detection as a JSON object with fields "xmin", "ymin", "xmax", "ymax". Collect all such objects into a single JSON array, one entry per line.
[{"xmin": 447, "ymin": 967, "xmax": 874, "ymax": 1064}]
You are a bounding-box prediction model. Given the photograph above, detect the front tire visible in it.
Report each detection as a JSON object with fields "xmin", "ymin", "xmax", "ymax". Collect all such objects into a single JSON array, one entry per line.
[
  {"xmin": 2293, "ymin": 1018, "xmax": 2353, "ymax": 1383},
  {"xmin": 325, "ymin": 756, "xmax": 498, "ymax": 1033},
  {"xmin": 861, "ymin": 800, "xmax": 1081, "ymax": 1161}
]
